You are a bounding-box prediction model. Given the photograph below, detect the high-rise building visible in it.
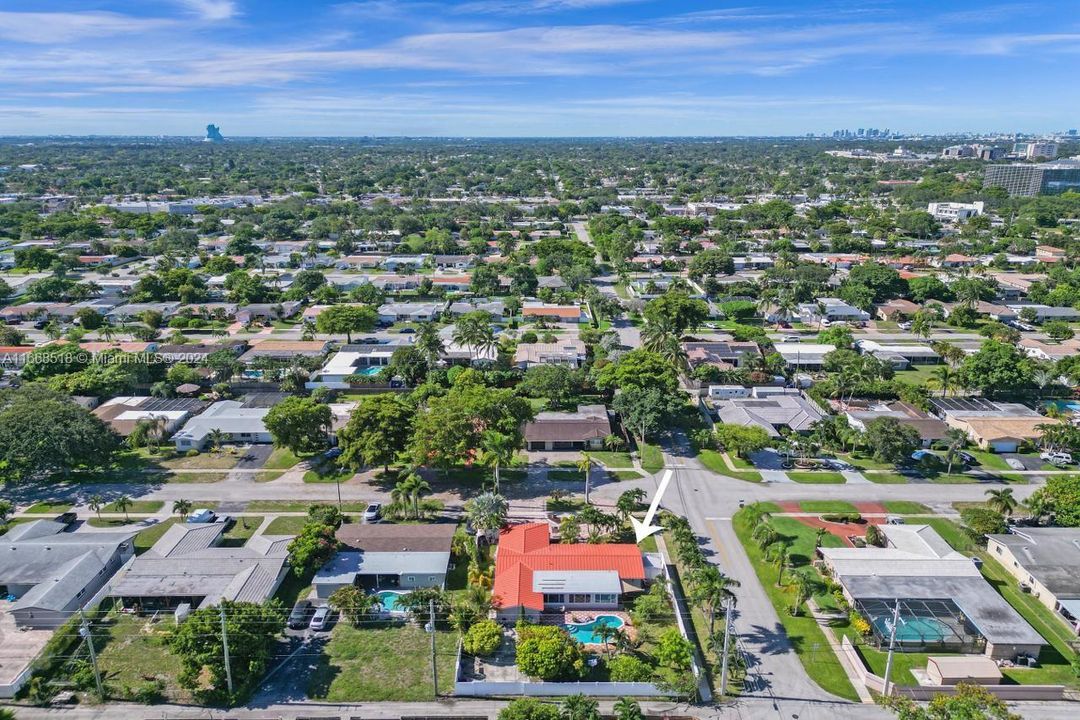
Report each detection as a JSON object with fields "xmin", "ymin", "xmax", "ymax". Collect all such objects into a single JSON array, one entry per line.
[
  {"xmin": 1012, "ymin": 141, "xmax": 1058, "ymax": 159},
  {"xmin": 984, "ymin": 158, "xmax": 1080, "ymax": 196}
]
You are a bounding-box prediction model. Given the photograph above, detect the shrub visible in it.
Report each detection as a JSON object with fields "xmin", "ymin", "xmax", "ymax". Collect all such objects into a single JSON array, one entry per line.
[
  {"xmin": 606, "ymin": 653, "xmax": 654, "ymax": 682},
  {"xmin": 849, "ymin": 610, "xmax": 871, "ymax": 636},
  {"xmin": 463, "ymin": 619, "xmax": 503, "ymax": 656},
  {"xmin": 498, "ymin": 698, "xmax": 562, "ymax": 720},
  {"xmin": 516, "ymin": 625, "xmax": 585, "ymax": 680},
  {"xmin": 822, "ymin": 512, "xmax": 861, "ymax": 523},
  {"xmin": 960, "ymin": 507, "xmax": 1006, "ymax": 541}
]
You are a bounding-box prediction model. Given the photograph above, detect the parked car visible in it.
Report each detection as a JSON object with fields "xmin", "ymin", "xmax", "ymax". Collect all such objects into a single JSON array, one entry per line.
[
  {"xmin": 1005, "ymin": 457, "xmax": 1026, "ymax": 471},
  {"xmin": 188, "ymin": 508, "xmax": 216, "ymax": 523},
  {"xmin": 54, "ymin": 511, "xmax": 78, "ymax": 526},
  {"xmin": 898, "ymin": 321, "xmax": 912, "ymax": 330},
  {"xmin": 395, "ymin": 327, "xmax": 416, "ymax": 334},
  {"xmin": 363, "ymin": 502, "xmax": 382, "ymax": 523},
  {"xmin": 309, "ymin": 606, "xmax": 334, "ymax": 631},
  {"xmin": 781, "ymin": 335, "xmax": 801, "ymax": 342},
  {"xmin": 1040, "ymin": 450, "xmax": 1072, "ymax": 465},
  {"xmin": 288, "ymin": 600, "xmax": 312, "ymax": 629},
  {"xmin": 958, "ymin": 451, "xmax": 978, "ymax": 465}
]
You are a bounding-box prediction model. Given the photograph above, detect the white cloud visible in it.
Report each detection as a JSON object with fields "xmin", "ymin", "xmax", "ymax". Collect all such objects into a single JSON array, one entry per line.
[
  {"xmin": 0, "ymin": 11, "xmax": 173, "ymax": 44},
  {"xmin": 454, "ymin": 0, "xmax": 650, "ymax": 14},
  {"xmin": 174, "ymin": 1, "xmax": 239, "ymax": 21}
]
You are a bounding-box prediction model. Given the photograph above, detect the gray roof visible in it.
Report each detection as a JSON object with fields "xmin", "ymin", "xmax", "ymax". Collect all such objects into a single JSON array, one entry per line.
[
  {"xmin": 313, "ymin": 550, "xmax": 451, "ymax": 585},
  {"xmin": 109, "ymin": 523, "xmax": 294, "ymax": 608},
  {"xmin": 533, "ymin": 570, "xmax": 621, "ymax": 594},
  {"xmin": 714, "ymin": 394, "xmax": 824, "ymax": 436},
  {"xmin": 987, "ymin": 528, "xmax": 1080, "ymax": 598}
]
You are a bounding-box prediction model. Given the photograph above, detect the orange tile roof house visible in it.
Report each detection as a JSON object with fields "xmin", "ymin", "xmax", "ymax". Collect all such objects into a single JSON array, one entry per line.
[
  {"xmin": 492, "ymin": 523, "xmax": 650, "ymax": 621},
  {"xmin": 521, "ymin": 302, "xmax": 587, "ymax": 323}
]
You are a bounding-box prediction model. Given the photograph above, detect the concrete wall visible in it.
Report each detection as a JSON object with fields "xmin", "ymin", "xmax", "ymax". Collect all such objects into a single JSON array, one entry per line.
[{"xmin": 455, "ymin": 680, "xmax": 669, "ymax": 697}]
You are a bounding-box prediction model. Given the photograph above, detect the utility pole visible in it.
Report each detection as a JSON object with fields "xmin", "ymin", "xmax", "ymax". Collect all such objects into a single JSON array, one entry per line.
[
  {"xmin": 882, "ymin": 599, "xmax": 901, "ymax": 697},
  {"xmin": 428, "ymin": 599, "xmax": 438, "ymax": 699},
  {"xmin": 78, "ymin": 609, "xmax": 104, "ymax": 699},
  {"xmin": 220, "ymin": 605, "xmax": 234, "ymax": 696},
  {"xmin": 719, "ymin": 597, "xmax": 734, "ymax": 697}
]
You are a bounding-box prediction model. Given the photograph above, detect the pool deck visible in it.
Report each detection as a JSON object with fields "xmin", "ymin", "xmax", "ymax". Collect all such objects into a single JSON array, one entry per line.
[{"xmin": 541, "ymin": 610, "xmax": 634, "ymax": 647}]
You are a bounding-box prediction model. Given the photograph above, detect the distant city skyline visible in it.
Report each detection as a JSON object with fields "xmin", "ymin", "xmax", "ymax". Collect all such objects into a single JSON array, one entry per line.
[{"xmin": 1, "ymin": 0, "xmax": 1078, "ymax": 137}]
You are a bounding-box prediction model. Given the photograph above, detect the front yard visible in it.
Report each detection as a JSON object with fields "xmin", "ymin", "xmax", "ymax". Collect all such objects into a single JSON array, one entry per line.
[{"xmin": 307, "ymin": 623, "xmax": 457, "ymax": 701}]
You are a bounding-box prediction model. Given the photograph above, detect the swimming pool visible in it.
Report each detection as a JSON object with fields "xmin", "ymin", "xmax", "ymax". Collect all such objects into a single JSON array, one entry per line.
[
  {"xmin": 376, "ymin": 590, "xmax": 409, "ymax": 612},
  {"xmin": 871, "ymin": 615, "xmax": 951, "ymax": 644},
  {"xmin": 1046, "ymin": 400, "xmax": 1080, "ymax": 414},
  {"xmin": 564, "ymin": 615, "xmax": 625, "ymax": 644},
  {"xmin": 357, "ymin": 366, "xmax": 384, "ymax": 377}
]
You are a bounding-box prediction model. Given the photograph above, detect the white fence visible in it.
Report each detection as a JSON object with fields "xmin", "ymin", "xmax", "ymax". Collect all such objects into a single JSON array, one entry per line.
[{"xmin": 454, "ymin": 680, "xmax": 668, "ymax": 697}]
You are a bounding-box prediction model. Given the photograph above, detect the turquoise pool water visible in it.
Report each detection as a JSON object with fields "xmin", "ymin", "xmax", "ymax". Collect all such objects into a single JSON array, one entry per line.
[
  {"xmin": 871, "ymin": 615, "xmax": 951, "ymax": 643},
  {"xmin": 1046, "ymin": 400, "xmax": 1080, "ymax": 413},
  {"xmin": 357, "ymin": 366, "xmax": 383, "ymax": 377},
  {"xmin": 564, "ymin": 615, "xmax": 625, "ymax": 644},
  {"xmin": 376, "ymin": 590, "xmax": 408, "ymax": 612}
]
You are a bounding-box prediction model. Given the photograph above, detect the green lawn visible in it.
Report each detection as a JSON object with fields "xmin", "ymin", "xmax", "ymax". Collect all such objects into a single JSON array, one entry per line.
[
  {"xmin": 881, "ymin": 501, "xmax": 931, "ymax": 514},
  {"xmin": 308, "ymin": 624, "xmax": 457, "ymax": 701},
  {"xmin": 253, "ymin": 470, "xmax": 286, "ymax": 482},
  {"xmin": 588, "ymin": 451, "xmax": 634, "ymax": 468},
  {"xmin": 263, "ymin": 447, "xmax": 303, "ymax": 470},
  {"xmin": 164, "ymin": 471, "xmax": 229, "ymax": 483},
  {"xmin": 546, "ymin": 497, "xmax": 585, "ymax": 512},
  {"xmin": 835, "ymin": 453, "xmax": 896, "ymax": 471},
  {"xmin": 865, "ymin": 472, "xmax": 910, "ymax": 484},
  {"xmin": 158, "ymin": 451, "xmax": 239, "ymax": 470},
  {"xmin": 265, "ymin": 516, "xmax": 308, "ymax": 534},
  {"xmin": 550, "ymin": 469, "xmax": 585, "ymax": 481},
  {"xmin": 964, "ymin": 450, "xmax": 1012, "ymax": 471},
  {"xmin": 607, "ymin": 470, "xmax": 644, "ymax": 481},
  {"xmin": 88, "ymin": 516, "xmax": 150, "ymax": 528},
  {"xmin": 92, "ymin": 612, "xmax": 191, "ymax": 702},
  {"xmin": 728, "ymin": 454, "xmax": 755, "ymax": 470},
  {"xmin": 732, "ymin": 509, "xmax": 860, "ymax": 701},
  {"xmin": 788, "ymin": 471, "xmax": 846, "ymax": 484},
  {"xmin": 696, "ymin": 449, "xmax": 763, "ymax": 482},
  {"xmin": 639, "ymin": 442, "xmax": 664, "ymax": 473},
  {"xmin": 23, "ymin": 501, "xmax": 73, "ymax": 514},
  {"xmin": 105, "ymin": 500, "xmax": 163, "ymax": 513},
  {"xmin": 132, "ymin": 518, "xmax": 180, "ymax": 554},
  {"xmin": 798, "ymin": 500, "xmax": 858, "ymax": 513},
  {"xmin": 303, "ymin": 465, "xmax": 355, "ymax": 483}
]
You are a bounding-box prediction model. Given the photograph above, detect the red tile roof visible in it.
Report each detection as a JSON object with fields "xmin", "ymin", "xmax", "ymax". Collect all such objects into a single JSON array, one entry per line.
[{"xmin": 492, "ymin": 523, "xmax": 645, "ymax": 612}]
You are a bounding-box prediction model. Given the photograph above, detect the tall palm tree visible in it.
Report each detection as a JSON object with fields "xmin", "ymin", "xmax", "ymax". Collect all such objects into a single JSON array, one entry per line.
[
  {"xmin": 561, "ymin": 694, "xmax": 600, "ymax": 720},
  {"xmin": 465, "ymin": 492, "xmax": 508, "ymax": 544},
  {"xmin": 114, "ymin": 495, "xmax": 132, "ymax": 521},
  {"xmin": 942, "ymin": 428, "xmax": 969, "ymax": 474},
  {"xmin": 415, "ymin": 321, "xmax": 445, "ymax": 367},
  {"xmin": 790, "ymin": 571, "xmax": 814, "ymax": 615},
  {"xmin": 207, "ymin": 428, "xmax": 227, "ymax": 453},
  {"xmin": 173, "ymin": 498, "xmax": 192, "ymax": 521},
  {"xmin": 88, "ymin": 494, "xmax": 105, "ymax": 520},
  {"xmin": 577, "ymin": 453, "xmax": 593, "ymax": 504},
  {"xmin": 641, "ymin": 316, "xmax": 677, "ymax": 353},
  {"xmin": 774, "ymin": 290, "xmax": 798, "ymax": 329},
  {"xmin": 479, "ymin": 430, "xmax": 516, "ymax": 494},
  {"xmin": 613, "ymin": 698, "xmax": 643, "ymax": 720},
  {"xmin": 986, "ymin": 488, "xmax": 1018, "ymax": 517},
  {"xmin": 690, "ymin": 565, "xmax": 740, "ymax": 633},
  {"xmin": 770, "ymin": 541, "xmax": 790, "ymax": 587},
  {"xmin": 929, "ymin": 365, "xmax": 953, "ymax": 398}
]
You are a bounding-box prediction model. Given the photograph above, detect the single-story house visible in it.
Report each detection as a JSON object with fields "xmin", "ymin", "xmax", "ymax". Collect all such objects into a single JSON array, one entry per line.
[
  {"xmin": 237, "ymin": 340, "xmax": 330, "ymax": 364},
  {"xmin": 312, "ymin": 524, "xmax": 455, "ymax": 600},
  {"xmin": 92, "ymin": 396, "xmax": 207, "ymax": 437},
  {"xmin": 930, "ymin": 397, "xmax": 1054, "ymax": 453},
  {"xmin": 109, "ymin": 522, "xmax": 293, "ymax": 612},
  {"xmin": 683, "ymin": 341, "xmax": 761, "ymax": 371},
  {"xmin": 514, "ymin": 338, "xmax": 587, "ymax": 369},
  {"xmin": 492, "ymin": 523, "xmax": 654, "ymax": 622},
  {"xmin": 154, "ymin": 341, "xmax": 246, "ymax": 364},
  {"xmin": 986, "ymin": 528, "xmax": 1080, "ymax": 635},
  {"xmin": 377, "ymin": 302, "xmax": 445, "ymax": 324},
  {"xmin": 448, "ymin": 300, "xmax": 506, "ymax": 318},
  {"xmin": 523, "ymin": 404, "xmax": 611, "ymax": 451},
  {"xmin": 306, "ymin": 343, "xmax": 406, "ymax": 388},
  {"xmin": 876, "ymin": 298, "xmax": 921, "ymax": 321},
  {"xmin": 0, "ymin": 520, "xmax": 135, "ymax": 629},
  {"xmin": 521, "ymin": 302, "xmax": 587, "ymax": 324},
  {"xmin": 235, "ymin": 302, "xmax": 302, "ymax": 325},
  {"xmin": 798, "ymin": 298, "xmax": 870, "ymax": 324},
  {"xmin": 1019, "ymin": 338, "xmax": 1080, "ymax": 362},
  {"xmin": 844, "ymin": 400, "xmax": 948, "ymax": 447},
  {"xmin": 857, "ymin": 339, "xmax": 940, "ymax": 368},
  {"xmin": 1006, "ymin": 304, "xmax": 1080, "ymax": 322},
  {"xmin": 712, "ymin": 391, "xmax": 825, "ymax": 437},
  {"xmin": 820, "ymin": 524, "xmax": 1045, "ymax": 661},
  {"xmin": 772, "ymin": 342, "xmax": 836, "ymax": 370},
  {"xmin": 172, "ymin": 400, "xmax": 272, "ymax": 450}
]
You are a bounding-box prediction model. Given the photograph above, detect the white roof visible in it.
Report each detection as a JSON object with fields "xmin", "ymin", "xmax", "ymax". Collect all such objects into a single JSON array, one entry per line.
[{"xmin": 532, "ymin": 570, "xmax": 622, "ymax": 594}]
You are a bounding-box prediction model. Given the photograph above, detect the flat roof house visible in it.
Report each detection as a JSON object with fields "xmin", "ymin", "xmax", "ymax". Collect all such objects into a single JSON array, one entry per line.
[
  {"xmin": 523, "ymin": 404, "xmax": 611, "ymax": 451},
  {"xmin": 377, "ymin": 302, "xmax": 445, "ymax": 324},
  {"xmin": 92, "ymin": 396, "xmax": 207, "ymax": 437},
  {"xmin": 713, "ymin": 391, "xmax": 825, "ymax": 437},
  {"xmin": 514, "ymin": 338, "xmax": 587, "ymax": 369},
  {"xmin": 845, "ymin": 400, "xmax": 949, "ymax": 447},
  {"xmin": 986, "ymin": 528, "xmax": 1080, "ymax": 635},
  {"xmin": 172, "ymin": 400, "xmax": 272, "ymax": 450},
  {"xmin": 772, "ymin": 342, "xmax": 836, "ymax": 370},
  {"xmin": 109, "ymin": 522, "xmax": 293, "ymax": 612},
  {"xmin": 312, "ymin": 524, "xmax": 455, "ymax": 601},
  {"xmin": 0, "ymin": 520, "xmax": 134, "ymax": 629},
  {"xmin": 930, "ymin": 397, "xmax": 1054, "ymax": 453},
  {"xmin": 820, "ymin": 524, "xmax": 1045, "ymax": 661},
  {"xmin": 492, "ymin": 523, "xmax": 652, "ymax": 622},
  {"xmin": 798, "ymin": 298, "xmax": 870, "ymax": 323},
  {"xmin": 237, "ymin": 340, "xmax": 330, "ymax": 364}
]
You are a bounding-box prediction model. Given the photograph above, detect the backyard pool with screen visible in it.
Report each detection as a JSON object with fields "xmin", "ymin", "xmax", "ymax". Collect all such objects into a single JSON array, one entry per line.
[
  {"xmin": 564, "ymin": 615, "xmax": 625, "ymax": 644},
  {"xmin": 871, "ymin": 615, "xmax": 951, "ymax": 644},
  {"xmin": 1045, "ymin": 399, "xmax": 1080, "ymax": 414},
  {"xmin": 376, "ymin": 590, "xmax": 408, "ymax": 612}
]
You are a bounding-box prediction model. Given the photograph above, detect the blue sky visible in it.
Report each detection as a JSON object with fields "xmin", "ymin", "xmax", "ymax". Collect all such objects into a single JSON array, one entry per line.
[{"xmin": 0, "ymin": 1, "xmax": 1077, "ymax": 136}]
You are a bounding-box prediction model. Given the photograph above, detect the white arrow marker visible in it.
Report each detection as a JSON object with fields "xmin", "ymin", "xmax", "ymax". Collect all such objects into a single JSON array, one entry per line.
[{"xmin": 630, "ymin": 469, "xmax": 672, "ymax": 544}]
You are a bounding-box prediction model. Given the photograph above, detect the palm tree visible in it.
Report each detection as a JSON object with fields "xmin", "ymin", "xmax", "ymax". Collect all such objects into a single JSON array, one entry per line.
[
  {"xmin": 207, "ymin": 428, "xmax": 227, "ymax": 453},
  {"xmin": 415, "ymin": 321, "xmax": 445, "ymax": 367},
  {"xmin": 613, "ymin": 698, "xmax": 643, "ymax": 720},
  {"xmin": 577, "ymin": 453, "xmax": 592, "ymax": 504},
  {"xmin": 814, "ymin": 527, "xmax": 828, "ymax": 549},
  {"xmin": 561, "ymin": 694, "xmax": 600, "ymax": 720},
  {"xmin": 942, "ymin": 428, "xmax": 969, "ymax": 474},
  {"xmin": 99, "ymin": 320, "xmax": 115, "ymax": 343},
  {"xmin": 396, "ymin": 473, "xmax": 432, "ymax": 519},
  {"xmin": 594, "ymin": 620, "xmax": 618, "ymax": 657},
  {"xmin": 465, "ymin": 491, "xmax": 508, "ymax": 544},
  {"xmin": 88, "ymin": 494, "xmax": 105, "ymax": 520},
  {"xmin": 640, "ymin": 316, "xmax": 678, "ymax": 353},
  {"xmin": 774, "ymin": 290, "xmax": 798, "ymax": 329},
  {"xmin": 453, "ymin": 312, "xmax": 496, "ymax": 363},
  {"xmin": 690, "ymin": 565, "xmax": 740, "ymax": 633},
  {"xmin": 173, "ymin": 498, "xmax": 193, "ymax": 521},
  {"xmin": 615, "ymin": 488, "xmax": 647, "ymax": 522},
  {"xmin": 790, "ymin": 571, "xmax": 814, "ymax": 615},
  {"xmin": 479, "ymin": 430, "xmax": 516, "ymax": 494},
  {"xmin": 770, "ymin": 541, "xmax": 790, "ymax": 587},
  {"xmin": 603, "ymin": 434, "xmax": 624, "ymax": 452},
  {"xmin": 114, "ymin": 494, "xmax": 132, "ymax": 521},
  {"xmin": 929, "ymin": 365, "xmax": 953, "ymax": 398},
  {"xmin": 986, "ymin": 488, "xmax": 1019, "ymax": 517},
  {"xmin": 328, "ymin": 585, "xmax": 378, "ymax": 626}
]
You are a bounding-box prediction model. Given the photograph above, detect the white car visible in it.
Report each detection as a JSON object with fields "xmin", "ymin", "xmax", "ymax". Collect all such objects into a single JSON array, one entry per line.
[
  {"xmin": 309, "ymin": 606, "xmax": 334, "ymax": 631},
  {"xmin": 1040, "ymin": 451, "xmax": 1072, "ymax": 466},
  {"xmin": 781, "ymin": 335, "xmax": 801, "ymax": 342}
]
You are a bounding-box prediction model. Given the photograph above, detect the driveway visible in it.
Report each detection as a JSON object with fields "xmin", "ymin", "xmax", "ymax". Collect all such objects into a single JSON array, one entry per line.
[{"xmin": 236, "ymin": 445, "xmax": 274, "ymax": 469}]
